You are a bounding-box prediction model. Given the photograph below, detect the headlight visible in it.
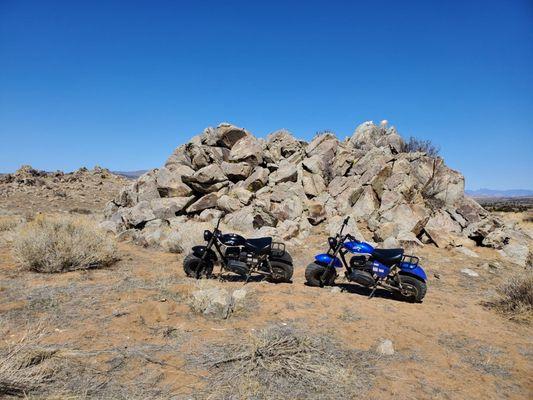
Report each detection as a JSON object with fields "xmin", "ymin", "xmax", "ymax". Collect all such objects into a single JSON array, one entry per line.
[
  {"xmin": 204, "ymin": 230, "xmax": 213, "ymax": 241},
  {"xmin": 328, "ymin": 237, "xmax": 337, "ymax": 249}
]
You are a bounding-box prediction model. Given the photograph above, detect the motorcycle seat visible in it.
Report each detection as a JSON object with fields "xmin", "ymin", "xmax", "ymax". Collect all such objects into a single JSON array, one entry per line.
[
  {"xmin": 373, "ymin": 248, "xmax": 404, "ymax": 266},
  {"xmin": 244, "ymin": 237, "xmax": 273, "ymax": 254}
]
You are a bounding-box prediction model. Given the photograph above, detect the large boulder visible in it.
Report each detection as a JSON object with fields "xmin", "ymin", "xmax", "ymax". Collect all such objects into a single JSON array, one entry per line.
[
  {"xmin": 186, "ymin": 192, "xmax": 221, "ymax": 213},
  {"xmin": 155, "ymin": 166, "xmax": 194, "ymax": 197},
  {"xmin": 221, "ymin": 161, "xmax": 253, "ymax": 181},
  {"xmin": 207, "ymin": 123, "xmax": 250, "ymax": 148},
  {"xmin": 350, "ymin": 121, "xmax": 404, "ymax": 153},
  {"xmin": 229, "ymin": 136, "xmax": 263, "ymax": 166},
  {"xmin": 266, "ymin": 130, "xmax": 304, "ymax": 162},
  {"xmin": 243, "ymin": 167, "xmax": 269, "ymax": 191},
  {"xmin": 268, "ymin": 159, "xmax": 298, "ymax": 184}
]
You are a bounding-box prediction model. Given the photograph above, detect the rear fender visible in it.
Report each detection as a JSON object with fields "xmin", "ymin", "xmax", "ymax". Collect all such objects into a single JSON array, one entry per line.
[
  {"xmin": 191, "ymin": 246, "xmax": 218, "ymax": 262},
  {"xmin": 399, "ymin": 264, "xmax": 427, "ymax": 281},
  {"xmin": 314, "ymin": 253, "xmax": 343, "ymax": 268},
  {"xmin": 271, "ymin": 251, "xmax": 293, "ymax": 265}
]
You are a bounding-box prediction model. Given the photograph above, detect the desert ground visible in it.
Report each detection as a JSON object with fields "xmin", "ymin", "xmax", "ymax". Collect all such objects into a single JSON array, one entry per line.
[{"xmin": 0, "ymin": 170, "xmax": 531, "ymax": 400}]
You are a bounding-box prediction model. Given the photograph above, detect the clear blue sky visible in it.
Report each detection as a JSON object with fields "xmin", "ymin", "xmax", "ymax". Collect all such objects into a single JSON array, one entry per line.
[{"xmin": 1, "ymin": 0, "xmax": 532, "ymax": 189}]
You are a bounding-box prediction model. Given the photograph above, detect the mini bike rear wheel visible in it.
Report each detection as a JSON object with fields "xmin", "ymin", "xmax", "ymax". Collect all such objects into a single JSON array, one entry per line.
[
  {"xmin": 396, "ymin": 275, "xmax": 427, "ymax": 302},
  {"xmin": 267, "ymin": 261, "xmax": 293, "ymax": 283}
]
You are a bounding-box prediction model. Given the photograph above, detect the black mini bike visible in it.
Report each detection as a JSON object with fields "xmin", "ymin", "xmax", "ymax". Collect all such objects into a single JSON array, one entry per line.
[{"xmin": 183, "ymin": 217, "xmax": 293, "ymax": 283}]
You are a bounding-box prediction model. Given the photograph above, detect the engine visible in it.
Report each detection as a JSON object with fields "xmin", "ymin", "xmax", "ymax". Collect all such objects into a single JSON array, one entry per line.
[
  {"xmin": 224, "ymin": 246, "xmax": 258, "ymax": 276},
  {"xmin": 348, "ymin": 255, "xmax": 376, "ymax": 287}
]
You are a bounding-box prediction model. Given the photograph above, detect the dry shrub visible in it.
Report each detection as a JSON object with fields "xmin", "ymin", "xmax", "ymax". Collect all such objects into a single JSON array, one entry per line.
[
  {"xmin": 485, "ymin": 272, "xmax": 533, "ymax": 322},
  {"xmin": 12, "ymin": 215, "xmax": 118, "ymax": 273},
  {"xmin": 402, "ymin": 136, "xmax": 440, "ymax": 157},
  {"xmin": 195, "ymin": 325, "xmax": 377, "ymax": 399},
  {"xmin": 0, "ymin": 326, "xmax": 57, "ymax": 396}
]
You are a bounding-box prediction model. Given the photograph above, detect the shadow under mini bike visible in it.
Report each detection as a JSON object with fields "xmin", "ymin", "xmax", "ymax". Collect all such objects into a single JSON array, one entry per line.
[
  {"xmin": 305, "ymin": 216, "xmax": 427, "ymax": 302},
  {"xmin": 183, "ymin": 217, "xmax": 293, "ymax": 283}
]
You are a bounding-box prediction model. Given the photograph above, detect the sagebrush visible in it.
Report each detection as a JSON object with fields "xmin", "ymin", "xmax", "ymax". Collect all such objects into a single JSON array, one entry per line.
[
  {"xmin": 0, "ymin": 326, "xmax": 56, "ymax": 396},
  {"xmin": 402, "ymin": 136, "xmax": 440, "ymax": 157},
  {"xmin": 12, "ymin": 215, "xmax": 118, "ymax": 272},
  {"xmin": 194, "ymin": 325, "xmax": 377, "ymax": 399},
  {"xmin": 485, "ymin": 273, "xmax": 533, "ymax": 322}
]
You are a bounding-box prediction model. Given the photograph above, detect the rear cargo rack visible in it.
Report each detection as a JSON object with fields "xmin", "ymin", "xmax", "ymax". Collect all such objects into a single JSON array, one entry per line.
[
  {"xmin": 271, "ymin": 242, "xmax": 286, "ymax": 257},
  {"xmin": 401, "ymin": 254, "xmax": 419, "ymax": 266}
]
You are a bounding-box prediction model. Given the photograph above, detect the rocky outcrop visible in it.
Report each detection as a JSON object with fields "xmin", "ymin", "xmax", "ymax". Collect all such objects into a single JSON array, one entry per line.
[{"xmin": 102, "ymin": 121, "xmax": 531, "ymax": 266}]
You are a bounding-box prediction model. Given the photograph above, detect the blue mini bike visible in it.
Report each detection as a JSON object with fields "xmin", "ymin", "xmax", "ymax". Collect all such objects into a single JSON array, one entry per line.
[{"xmin": 305, "ymin": 217, "xmax": 427, "ymax": 302}]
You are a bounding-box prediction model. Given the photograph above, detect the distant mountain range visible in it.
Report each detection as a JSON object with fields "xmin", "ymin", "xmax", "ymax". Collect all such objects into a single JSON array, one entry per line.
[
  {"xmin": 466, "ymin": 188, "xmax": 533, "ymax": 198},
  {"xmin": 112, "ymin": 170, "xmax": 149, "ymax": 179}
]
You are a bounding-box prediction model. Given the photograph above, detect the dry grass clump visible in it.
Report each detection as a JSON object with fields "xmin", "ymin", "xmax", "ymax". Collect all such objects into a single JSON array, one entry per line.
[
  {"xmin": 402, "ymin": 136, "xmax": 440, "ymax": 157},
  {"xmin": 12, "ymin": 215, "xmax": 118, "ymax": 273},
  {"xmin": 485, "ymin": 272, "xmax": 533, "ymax": 323},
  {"xmin": 0, "ymin": 327, "xmax": 57, "ymax": 396},
  {"xmin": 0, "ymin": 215, "xmax": 24, "ymax": 232},
  {"xmin": 195, "ymin": 325, "xmax": 377, "ymax": 399}
]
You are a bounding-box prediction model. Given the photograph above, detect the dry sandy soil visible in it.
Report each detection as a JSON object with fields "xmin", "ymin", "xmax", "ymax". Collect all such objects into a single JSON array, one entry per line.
[{"xmin": 0, "ymin": 180, "xmax": 531, "ymax": 399}]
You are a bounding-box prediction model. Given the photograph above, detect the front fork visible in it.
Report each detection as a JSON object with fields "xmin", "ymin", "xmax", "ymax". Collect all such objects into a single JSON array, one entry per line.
[
  {"xmin": 319, "ymin": 247, "xmax": 343, "ymax": 287},
  {"xmin": 196, "ymin": 238, "xmax": 215, "ymax": 279}
]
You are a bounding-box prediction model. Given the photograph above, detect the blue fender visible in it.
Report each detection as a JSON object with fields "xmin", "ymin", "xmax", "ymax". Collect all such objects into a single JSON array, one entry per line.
[
  {"xmin": 314, "ymin": 253, "xmax": 343, "ymax": 268},
  {"xmin": 399, "ymin": 262, "xmax": 427, "ymax": 281}
]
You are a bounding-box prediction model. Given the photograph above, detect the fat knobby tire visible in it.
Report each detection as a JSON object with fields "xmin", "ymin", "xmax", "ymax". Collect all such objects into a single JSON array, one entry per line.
[
  {"xmin": 183, "ymin": 253, "xmax": 213, "ymax": 278},
  {"xmin": 305, "ymin": 262, "xmax": 335, "ymax": 287},
  {"xmin": 267, "ymin": 260, "xmax": 293, "ymax": 283},
  {"xmin": 399, "ymin": 274, "xmax": 427, "ymax": 302}
]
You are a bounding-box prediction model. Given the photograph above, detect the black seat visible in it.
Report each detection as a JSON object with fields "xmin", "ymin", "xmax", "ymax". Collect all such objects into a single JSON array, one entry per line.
[
  {"xmin": 244, "ymin": 237, "xmax": 273, "ymax": 254},
  {"xmin": 373, "ymin": 248, "xmax": 404, "ymax": 266}
]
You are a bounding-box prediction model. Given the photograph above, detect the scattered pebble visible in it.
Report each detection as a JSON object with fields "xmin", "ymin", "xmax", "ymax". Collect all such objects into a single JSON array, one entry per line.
[
  {"xmin": 433, "ymin": 273, "xmax": 441, "ymax": 279},
  {"xmin": 461, "ymin": 268, "xmax": 479, "ymax": 277},
  {"xmin": 376, "ymin": 339, "xmax": 395, "ymax": 356},
  {"xmin": 330, "ymin": 286, "xmax": 342, "ymax": 294},
  {"xmin": 456, "ymin": 246, "xmax": 479, "ymax": 258}
]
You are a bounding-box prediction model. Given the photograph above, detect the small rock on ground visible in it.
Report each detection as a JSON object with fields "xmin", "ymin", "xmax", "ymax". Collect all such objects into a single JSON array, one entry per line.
[
  {"xmin": 461, "ymin": 268, "xmax": 479, "ymax": 277},
  {"xmin": 376, "ymin": 339, "xmax": 395, "ymax": 356}
]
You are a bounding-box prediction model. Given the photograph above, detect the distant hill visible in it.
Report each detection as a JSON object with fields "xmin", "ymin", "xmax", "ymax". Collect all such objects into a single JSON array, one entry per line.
[
  {"xmin": 466, "ymin": 188, "xmax": 533, "ymax": 198},
  {"xmin": 112, "ymin": 170, "xmax": 149, "ymax": 179}
]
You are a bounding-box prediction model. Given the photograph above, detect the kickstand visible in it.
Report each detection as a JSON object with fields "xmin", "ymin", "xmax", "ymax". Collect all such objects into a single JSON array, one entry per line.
[{"xmin": 368, "ymin": 284, "xmax": 378, "ymax": 299}]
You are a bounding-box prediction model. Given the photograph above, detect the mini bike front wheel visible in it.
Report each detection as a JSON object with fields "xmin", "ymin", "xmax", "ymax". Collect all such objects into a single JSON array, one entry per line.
[
  {"xmin": 305, "ymin": 263, "xmax": 336, "ymax": 287},
  {"xmin": 183, "ymin": 253, "xmax": 214, "ymax": 278}
]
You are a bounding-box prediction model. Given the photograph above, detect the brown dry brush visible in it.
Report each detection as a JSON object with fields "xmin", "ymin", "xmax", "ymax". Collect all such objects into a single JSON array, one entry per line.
[
  {"xmin": 0, "ymin": 215, "xmax": 25, "ymax": 232},
  {"xmin": 402, "ymin": 136, "xmax": 440, "ymax": 157},
  {"xmin": 11, "ymin": 215, "xmax": 118, "ymax": 273},
  {"xmin": 0, "ymin": 326, "xmax": 57, "ymax": 397},
  {"xmin": 0, "ymin": 332, "xmax": 167, "ymax": 399},
  {"xmin": 193, "ymin": 325, "xmax": 378, "ymax": 400},
  {"xmin": 485, "ymin": 272, "xmax": 533, "ymax": 323}
]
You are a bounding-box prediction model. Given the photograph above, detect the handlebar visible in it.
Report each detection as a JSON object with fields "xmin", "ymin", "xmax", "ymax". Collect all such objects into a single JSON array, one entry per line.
[{"xmin": 338, "ymin": 215, "xmax": 350, "ymax": 236}]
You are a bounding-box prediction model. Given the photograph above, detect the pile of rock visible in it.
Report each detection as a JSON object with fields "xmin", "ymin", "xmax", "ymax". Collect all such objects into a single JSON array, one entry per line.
[{"xmin": 101, "ymin": 121, "xmax": 531, "ymax": 266}]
